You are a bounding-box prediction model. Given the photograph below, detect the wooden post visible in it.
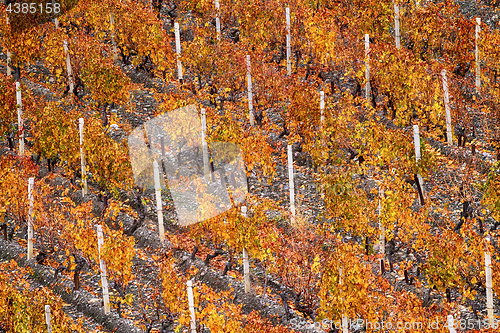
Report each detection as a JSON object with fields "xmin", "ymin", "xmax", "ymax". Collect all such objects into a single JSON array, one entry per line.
[
  {"xmin": 287, "ymin": 144, "xmax": 296, "ymax": 225},
  {"xmin": 241, "ymin": 206, "xmax": 251, "ymax": 293},
  {"xmin": 379, "ymin": 187, "xmax": 385, "ymax": 274},
  {"xmin": 79, "ymin": 118, "xmax": 87, "ymax": 196},
  {"xmin": 27, "ymin": 177, "xmax": 34, "ymax": 260},
  {"xmin": 63, "ymin": 40, "xmax": 74, "ymax": 96},
  {"xmin": 286, "ymin": 7, "xmax": 291, "ymax": 75},
  {"xmin": 339, "ymin": 268, "xmax": 349, "ymax": 333},
  {"xmin": 187, "ymin": 280, "xmax": 197, "ymax": 333},
  {"xmin": 6, "ymin": 50, "xmax": 11, "ymax": 76},
  {"xmin": 153, "ymin": 161, "xmax": 165, "ymax": 243},
  {"xmin": 16, "ymin": 81, "xmax": 24, "ymax": 156},
  {"xmin": 96, "ymin": 225, "xmax": 110, "ymax": 314},
  {"xmin": 485, "ymin": 236, "xmax": 494, "ymax": 327},
  {"xmin": 45, "ymin": 305, "xmax": 52, "ymax": 333},
  {"xmin": 246, "ymin": 55, "xmax": 255, "ymax": 125},
  {"xmin": 215, "ymin": 0, "xmax": 221, "ymax": 40},
  {"xmin": 6, "ymin": 17, "xmax": 11, "ymax": 77},
  {"xmin": 414, "ymin": 125, "xmax": 421, "ymax": 161},
  {"xmin": 447, "ymin": 314, "xmax": 456, "ymax": 333},
  {"xmin": 441, "ymin": 70, "xmax": 453, "ymax": 145},
  {"xmin": 53, "ymin": 0, "xmax": 58, "ymax": 29},
  {"xmin": 243, "ymin": 247, "xmax": 250, "ymax": 292},
  {"xmin": 110, "ymin": 13, "xmax": 118, "ymax": 63},
  {"xmin": 342, "ymin": 314, "xmax": 349, "ymax": 333},
  {"xmin": 413, "ymin": 125, "xmax": 425, "ymax": 205},
  {"xmin": 365, "ymin": 34, "xmax": 371, "ymax": 100},
  {"xmin": 201, "ymin": 108, "xmax": 210, "ymax": 178},
  {"xmin": 394, "ymin": 3, "xmax": 400, "ymax": 50},
  {"xmin": 320, "ymin": 91, "xmax": 325, "ymax": 125},
  {"xmin": 174, "ymin": 22, "xmax": 183, "ymax": 82},
  {"xmin": 475, "ymin": 17, "xmax": 481, "ymax": 94}
]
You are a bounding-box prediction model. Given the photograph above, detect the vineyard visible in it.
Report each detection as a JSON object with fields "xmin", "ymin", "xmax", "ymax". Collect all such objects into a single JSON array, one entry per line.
[{"xmin": 2, "ymin": 0, "xmax": 500, "ymax": 332}]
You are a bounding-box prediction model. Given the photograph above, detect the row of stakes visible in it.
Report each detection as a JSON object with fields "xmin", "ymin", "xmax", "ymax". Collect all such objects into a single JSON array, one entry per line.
[
  {"xmin": 22, "ymin": 114, "xmax": 495, "ymax": 332},
  {"xmin": 6, "ymin": 0, "xmax": 481, "ymax": 158},
  {"xmin": 15, "ymin": 44, "xmax": 494, "ymax": 333},
  {"xmin": 13, "ymin": 53, "xmax": 492, "ymax": 333}
]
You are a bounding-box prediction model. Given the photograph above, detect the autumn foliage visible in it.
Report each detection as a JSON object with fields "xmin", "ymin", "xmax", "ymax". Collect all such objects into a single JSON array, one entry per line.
[{"xmin": 1, "ymin": 0, "xmax": 500, "ymax": 332}]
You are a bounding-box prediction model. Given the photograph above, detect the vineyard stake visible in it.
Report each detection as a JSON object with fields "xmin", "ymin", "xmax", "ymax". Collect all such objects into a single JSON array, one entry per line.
[
  {"xmin": 27, "ymin": 177, "xmax": 34, "ymax": 260},
  {"xmin": 475, "ymin": 17, "xmax": 481, "ymax": 94},
  {"xmin": 201, "ymin": 108, "xmax": 210, "ymax": 178},
  {"xmin": 174, "ymin": 22, "xmax": 183, "ymax": 83},
  {"xmin": 45, "ymin": 305, "xmax": 52, "ymax": 333},
  {"xmin": 16, "ymin": 81, "xmax": 24, "ymax": 155},
  {"xmin": 339, "ymin": 268, "xmax": 348, "ymax": 333},
  {"xmin": 365, "ymin": 34, "xmax": 371, "ymax": 100},
  {"xmin": 319, "ymin": 91, "xmax": 328, "ymax": 162},
  {"xmin": 441, "ymin": 70, "xmax": 453, "ymax": 145},
  {"xmin": 485, "ymin": 236, "xmax": 494, "ymax": 327},
  {"xmin": 215, "ymin": 0, "xmax": 221, "ymax": 40},
  {"xmin": 79, "ymin": 118, "xmax": 87, "ymax": 197},
  {"xmin": 246, "ymin": 55, "xmax": 255, "ymax": 125},
  {"xmin": 6, "ymin": 50, "xmax": 11, "ymax": 76},
  {"xmin": 241, "ymin": 206, "xmax": 251, "ymax": 293},
  {"xmin": 379, "ymin": 187, "xmax": 385, "ymax": 275},
  {"xmin": 6, "ymin": 17, "xmax": 10, "ymax": 76},
  {"xmin": 243, "ymin": 247, "xmax": 250, "ymax": 292},
  {"xmin": 110, "ymin": 13, "xmax": 118, "ymax": 63},
  {"xmin": 447, "ymin": 314, "xmax": 456, "ymax": 333},
  {"xmin": 187, "ymin": 280, "xmax": 197, "ymax": 333},
  {"xmin": 394, "ymin": 3, "xmax": 400, "ymax": 49},
  {"xmin": 53, "ymin": 0, "xmax": 59, "ymax": 29},
  {"xmin": 413, "ymin": 125, "xmax": 422, "ymax": 163},
  {"xmin": 320, "ymin": 90, "xmax": 325, "ymax": 125},
  {"xmin": 413, "ymin": 125, "xmax": 425, "ymax": 205},
  {"xmin": 63, "ymin": 40, "xmax": 74, "ymax": 96},
  {"xmin": 96, "ymin": 225, "xmax": 110, "ymax": 314},
  {"xmin": 287, "ymin": 144, "xmax": 296, "ymax": 225},
  {"xmin": 153, "ymin": 161, "xmax": 165, "ymax": 243},
  {"xmin": 286, "ymin": 7, "xmax": 291, "ymax": 75}
]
